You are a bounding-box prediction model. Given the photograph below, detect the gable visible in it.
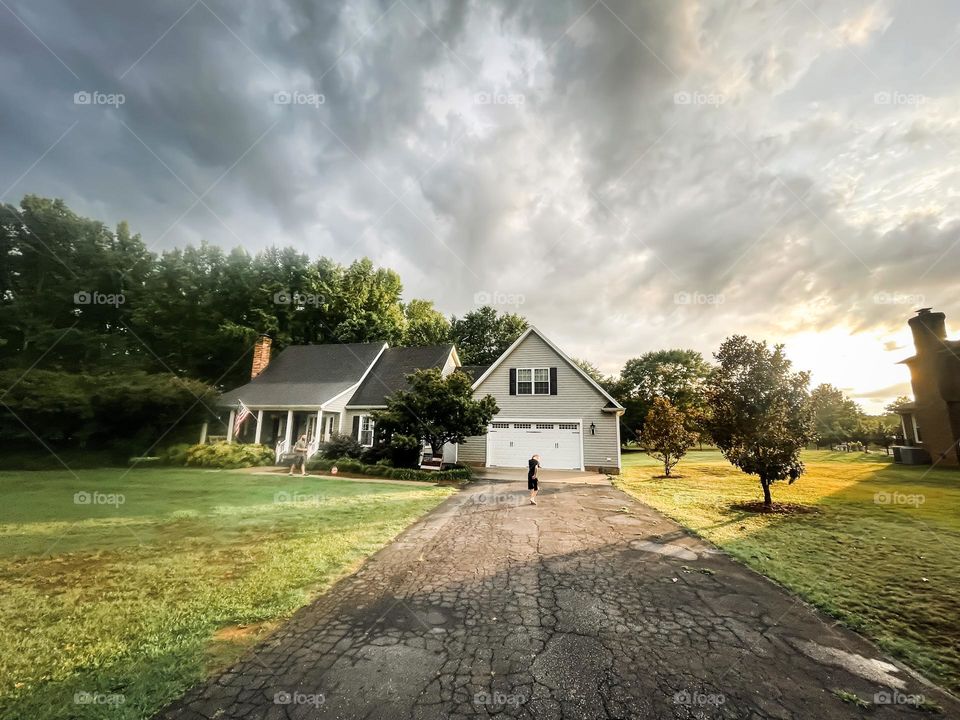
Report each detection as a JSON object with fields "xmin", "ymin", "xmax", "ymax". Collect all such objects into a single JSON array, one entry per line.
[{"xmin": 473, "ymin": 330, "xmax": 619, "ymax": 407}]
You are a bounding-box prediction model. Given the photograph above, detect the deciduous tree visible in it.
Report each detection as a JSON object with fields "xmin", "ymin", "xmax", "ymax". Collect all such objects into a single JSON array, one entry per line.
[
  {"xmin": 374, "ymin": 369, "xmax": 499, "ymax": 458},
  {"xmin": 639, "ymin": 397, "xmax": 697, "ymax": 477},
  {"xmin": 618, "ymin": 349, "xmax": 711, "ymax": 439},
  {"xmin": 403, "ymin": 299, "xmax": 451, "ymax": 346},
  {"xmin": 706, "ymin": 335, "xmax": 815, "ymax": 508},
  {"xmin": 810, "ymin": 383, "xmax": 862, "ymax": 447},
  {"xmin": 449, "ymin": 306, "xmax": 528, "ymax": 365}
]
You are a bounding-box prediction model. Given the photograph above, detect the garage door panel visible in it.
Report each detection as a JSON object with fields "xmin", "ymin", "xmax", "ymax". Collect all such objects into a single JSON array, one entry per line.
[{"xmin": 487, "ymin": 421, "xmax": 581, "ymax": 470}]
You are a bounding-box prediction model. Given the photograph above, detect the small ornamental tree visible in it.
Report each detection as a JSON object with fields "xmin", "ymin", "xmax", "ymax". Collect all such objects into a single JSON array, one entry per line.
[
  {"xmin": 639, "ymin": 397, "xmax": 697, "ymax": 477},
  {"xmin": 374, "ymin": 369, "xmax": 499, "ymax": 459},
  {"xmin": 705, "ymin": 335, "xmax": 815, "ymax": 508}
]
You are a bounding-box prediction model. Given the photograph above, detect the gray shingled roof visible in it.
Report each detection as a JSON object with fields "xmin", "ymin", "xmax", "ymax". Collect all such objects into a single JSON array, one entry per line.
[
  {"xmin": 459, "ymin": 365, "xmax": 490, "ymax": 381},
  {"xmin": 347, "ymin": 345, "xmax": 455, "ymax": 407},
  {"xmin": 218, "ymin": 343, "xmax": 385, "ymax": 407}
]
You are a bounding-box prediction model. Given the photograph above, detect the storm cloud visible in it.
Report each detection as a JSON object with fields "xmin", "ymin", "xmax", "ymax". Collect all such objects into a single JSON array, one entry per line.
[{"xmin": 3, "ymin": 0, "xmax": 959, "ymax": 410}]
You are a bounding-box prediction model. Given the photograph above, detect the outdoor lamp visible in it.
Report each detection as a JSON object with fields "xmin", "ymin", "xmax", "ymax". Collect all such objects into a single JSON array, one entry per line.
[{"xmin": 590, "ymin": 422, "xmax": 596, "ymax": 435}]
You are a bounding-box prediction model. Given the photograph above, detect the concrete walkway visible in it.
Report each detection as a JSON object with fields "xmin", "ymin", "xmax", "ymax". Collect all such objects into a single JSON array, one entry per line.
[{"xmin": 158, "ymin": 478, "xmax": 958, "ymax": 719}]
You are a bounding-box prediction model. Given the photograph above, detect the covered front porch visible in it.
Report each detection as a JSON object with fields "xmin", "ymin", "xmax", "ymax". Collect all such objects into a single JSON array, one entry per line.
[{"xmin": 224, "ymin": 408, "xmax": 341, "ymax": 463}]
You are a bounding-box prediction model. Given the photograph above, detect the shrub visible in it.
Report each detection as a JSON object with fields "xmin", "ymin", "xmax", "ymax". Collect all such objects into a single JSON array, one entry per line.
[
  {"xmin": 306, "ymin": 456, "xmax": 471, "ymax": 483},
  {"xmin": 320, "ymin": 433, "xmax": 363, "ymax": 460},
  {"xmin": 0, "ymin": 369, "xmax": 216, "ymax": 451},
  {"xmin": 389, "ymin": 434, "xmax": 422, "ymax": 469},
  {"xmin": 182, "ymin": 442, "xmax": 274, "ymax": 469},
  {"xmin": 360, "ymin": 440, "xmax": 390, "ymax": 464},
  {"xmin": 157, "ymin": 443, "xmax": 192, "ymax": 466}
]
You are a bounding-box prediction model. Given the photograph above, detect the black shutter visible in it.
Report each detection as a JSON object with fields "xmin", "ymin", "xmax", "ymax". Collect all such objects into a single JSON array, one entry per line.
[
  {"xmin": 352, "ymin": 415, "xmax": 361, "ymax": 439},
  {"xmin": 550, "ymin": 367, "xmax": 558, "ymax": 395},
  {"xmin": 509, "ymin": 368, "xmax": 517, "ymax": 395}
]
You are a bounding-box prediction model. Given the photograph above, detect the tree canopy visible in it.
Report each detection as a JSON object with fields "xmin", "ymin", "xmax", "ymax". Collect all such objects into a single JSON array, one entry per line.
[
  {"xmin": 639, "ymin": 396, "xmax": 697, "ymax": 477},
  {"xmin": 616, "ymin": 349, "xmax": 711, "ymax": 437},
  {"xmin": 449, "ymin": 306, "xmax": 528, "ymax": 365},
  {"xmin": 809, "ymin": 383, "xmax": 863, "ymax": 447},
  {"xmin": 373, "ymin": 369, "xmax": 499, "ymax": 457},
  {"xmin": 706, "ymin": 335, "xmax": 815, "ymax": 507},
  {"xmin": 1, "ymin": 195, "xmax": 529, "ymax": 389}
]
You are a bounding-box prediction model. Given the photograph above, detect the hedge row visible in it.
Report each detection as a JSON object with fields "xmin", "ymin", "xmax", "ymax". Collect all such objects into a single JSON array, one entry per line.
[
  {"xmin": 159, "ymin": 442, "xmax": 274, "ymax": 469},
  {"xmin": 307, "ymin": 457, "xmax": 471, "ymax": 483}
]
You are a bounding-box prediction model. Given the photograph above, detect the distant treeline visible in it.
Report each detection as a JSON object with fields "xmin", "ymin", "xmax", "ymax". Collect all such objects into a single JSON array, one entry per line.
[
  {"xmin": 0, "ymin": 195, "xmax": 528, "ymax": 388},
  {"xmin": 0, "ymin": 195, "xmax": 527, "ymax": 458}
]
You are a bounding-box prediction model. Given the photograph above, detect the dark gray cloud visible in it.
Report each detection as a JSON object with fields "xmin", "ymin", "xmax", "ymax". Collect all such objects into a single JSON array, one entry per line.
[{"xmin": 2, "ymin": 0, "xmax": 959, "ymax": 410}]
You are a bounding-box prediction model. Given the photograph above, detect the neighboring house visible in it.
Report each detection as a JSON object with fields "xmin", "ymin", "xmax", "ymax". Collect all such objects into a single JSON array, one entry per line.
[
  {"xmin": 893, "ymin": 308, "xmax": 960, "ymax": 467},
  {"xmin": 217, "ymin": 326, "xmax": 624, "ymax": 472}
]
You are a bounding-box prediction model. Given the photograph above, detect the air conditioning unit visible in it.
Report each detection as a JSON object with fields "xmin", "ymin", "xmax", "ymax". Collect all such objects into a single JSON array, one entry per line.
[{"xmin": 892, "ymin": 445, "xmax": 931, "ymax": 465}]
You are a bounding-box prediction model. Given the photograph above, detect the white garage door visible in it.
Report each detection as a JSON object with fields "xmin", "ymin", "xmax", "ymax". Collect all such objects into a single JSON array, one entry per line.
[{"xmin": 487, "ymin": 421, "xmax": 582, "ymax": 470}]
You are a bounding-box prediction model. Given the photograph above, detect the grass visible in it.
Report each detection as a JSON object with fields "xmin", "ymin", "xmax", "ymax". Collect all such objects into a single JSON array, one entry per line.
[
  {"xmin": 0, "ymin": 467, "xmax": 454, "ymax": 720},
  {"xmin": 615, "ymin": 449, "xmax": 960, "ymax": 694}
]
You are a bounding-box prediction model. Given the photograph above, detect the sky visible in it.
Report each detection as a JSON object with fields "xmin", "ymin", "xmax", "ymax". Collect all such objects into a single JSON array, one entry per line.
[{"xmin": 2, "ymin": 0, "xmax": 959, "ymax": 413}]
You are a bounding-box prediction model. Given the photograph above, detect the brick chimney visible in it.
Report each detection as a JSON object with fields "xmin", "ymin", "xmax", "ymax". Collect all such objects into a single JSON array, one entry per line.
[
  {"xmin": 251, "ymin": 334, "xmax": 272, "ymax": 379},
  {"xmin": 908, "ymin": 308, "xmax": 947, "ymax": 356}
]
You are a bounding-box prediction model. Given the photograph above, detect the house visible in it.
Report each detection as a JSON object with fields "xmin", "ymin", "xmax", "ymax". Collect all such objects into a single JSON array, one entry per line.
[
  {"xmin": 457, "ymin": 327, "xmax": 623, "ymax": 473},
  {"xmin": 218, "ymin": 337, "xmax": 457, "ymax": 461},
  {"xmin": 217, "ymin": 326, "xmax": 624, "ymax": 472},
  {"xmin": 893, "ymin": 308, "xmax": 960, "ymax": 467}
]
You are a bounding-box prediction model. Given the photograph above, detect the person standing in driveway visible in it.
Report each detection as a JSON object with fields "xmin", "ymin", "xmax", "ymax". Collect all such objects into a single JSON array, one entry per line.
[{"xmin": 528, "ymin": 453, "xmax": 541, "ymax": 505}]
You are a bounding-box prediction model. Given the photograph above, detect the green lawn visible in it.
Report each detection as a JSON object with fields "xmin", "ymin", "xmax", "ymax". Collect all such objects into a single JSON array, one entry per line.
[
  {"xmin": 0, "ymin": 468, "xmax": 454, "ymax": 720},
  {"xmin": 616, "ymin": 449, "xmax": 960, "ymax": 693}
]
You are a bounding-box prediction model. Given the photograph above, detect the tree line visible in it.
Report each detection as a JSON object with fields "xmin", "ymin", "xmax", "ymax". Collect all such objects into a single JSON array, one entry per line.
[
  {"xmin": 1, "ymin": 195, "xmax": 528, "ymax": 386},
  {"xmin": 1, "ymin": 195, "xmax": 902, "ymax": 488},
  {"xmin": 581, "ymin": 348, "xmax": 902, "ymax": 451},
  {"xmin": 0, "ymin": 195, "xmax": 526, "ymax": 457}
]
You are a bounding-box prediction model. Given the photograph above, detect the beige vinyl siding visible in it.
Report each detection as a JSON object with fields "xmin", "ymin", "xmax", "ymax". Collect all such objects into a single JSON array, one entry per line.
[
  {"xmin": 441, "ymin": 350, "xmax": 459, "ymax": 376},
  {"xmin": 457, "ymin": 435, "xmax": 486, "ymax": 464},
  {"xmin": 470, "ymin": 332, "xmax": 620, "ymax": 470},
  {"xmin": 322, "ymin": 390, "xmax": 352, "ymax": 437},
  {"xmin": 342, "ymin": 409, "xmax": 379, "ymax": 442},
  {"xmin": 323, "ymin": 390, "xmax": 351, "ymax": 415}
]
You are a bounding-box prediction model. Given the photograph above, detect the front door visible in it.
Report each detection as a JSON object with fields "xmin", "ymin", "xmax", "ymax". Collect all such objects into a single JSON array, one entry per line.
[
  {"xmin": 325, "ymin": 415, "xmax": 338, "ymax": 441},
  {"xmin": 305, "ymin": 414, "xmax": 318, "ymax": 443}
]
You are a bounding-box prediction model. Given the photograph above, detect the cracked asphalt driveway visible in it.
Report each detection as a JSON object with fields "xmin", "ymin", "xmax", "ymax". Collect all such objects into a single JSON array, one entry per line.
[{"xmin": 158, "ymin": 474, "xmax": 959, "ymax": 719}]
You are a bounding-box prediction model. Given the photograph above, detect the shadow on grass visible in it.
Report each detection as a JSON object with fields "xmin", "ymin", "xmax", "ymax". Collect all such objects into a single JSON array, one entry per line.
[{"xmin": 728, "ymin": 501, "xmax": 820, "ymax": 515}]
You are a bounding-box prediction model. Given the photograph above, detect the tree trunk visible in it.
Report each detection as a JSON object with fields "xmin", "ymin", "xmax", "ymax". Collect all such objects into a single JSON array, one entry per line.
[
  {"xmin": 761, "ymin": 478, "xmax": 772, "ymax": 507},
  {"xmin": 664, "ymin": 460, "xmax": 670, "ymax": 477}
]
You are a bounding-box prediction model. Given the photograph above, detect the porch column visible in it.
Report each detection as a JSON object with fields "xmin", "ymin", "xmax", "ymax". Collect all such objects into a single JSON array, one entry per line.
[
  {"xmin": 199, "ymin": 422, "xmax": 208, "ymax": 445},
  {"xmin": 317, "ymin": 409, "xmax": 323, "ymax": 442},
  {"xmin": 284, "ymin": 409, "xmax": 294, "ymax": 448},
  {"xmin": 254, "ymin": 410, "xmax": 264, "ymax": 444},
  {"xmin": 227, "ymin": 410, "xmax": 236, "ymax": 443}
]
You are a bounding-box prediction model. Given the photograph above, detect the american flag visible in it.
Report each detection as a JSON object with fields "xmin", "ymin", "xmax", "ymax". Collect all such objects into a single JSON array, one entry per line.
[{"xmin": 234, "ymin": 400, "xmax": 252, "ymax": 436}]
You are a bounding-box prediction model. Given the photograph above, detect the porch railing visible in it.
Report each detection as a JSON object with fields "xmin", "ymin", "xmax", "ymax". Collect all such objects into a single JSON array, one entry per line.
[{"xmin": 275, "ymin": 437, "xmax": 322, "ymax": 464}]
